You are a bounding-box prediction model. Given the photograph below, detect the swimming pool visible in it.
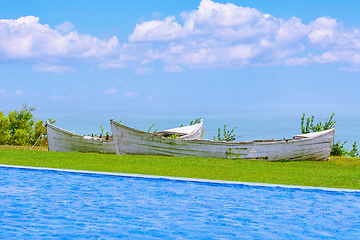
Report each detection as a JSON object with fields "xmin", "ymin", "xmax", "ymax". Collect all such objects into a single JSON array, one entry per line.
[{"xmin": 0, "ymin": 165, "xmax": 359, "ymax": 239}]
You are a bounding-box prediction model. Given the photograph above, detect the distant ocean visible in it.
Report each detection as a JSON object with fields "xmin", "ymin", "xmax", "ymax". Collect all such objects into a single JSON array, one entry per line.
[{"xmin": 49, "ymin": 113, "xmax": 360, "ymax": 150}]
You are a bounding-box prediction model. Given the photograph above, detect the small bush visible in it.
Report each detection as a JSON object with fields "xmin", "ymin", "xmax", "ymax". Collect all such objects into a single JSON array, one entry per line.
[
  {"xmin": 331, "ymin": 140, "xmax": 348, "ymax": 156},
  {"xmin": 331, "ymin": 140, "xmax": 360, "ymax": 158},
  {"xmin": 300, "ymin": 113, "xmax": 358, "ymax": 158},
  {"xmin": 190, "ymin": 118, "xmax": 202, "ymax": 125},
  {"xmin": 0, "ymin": 103, "xmax": 55, "ymax": 146},
  {"xmin": 0, "ymin": 110, "xmax": 11, "ymax": 145},
  {"xmin": 349, "ymin": 141, "xmax": 360, "ymax": 158},
  {"xmin": 213, "ymin": 124, "xmax": 237, "ymax": 142},
  {"xmin": 301, "ymin": 113, "xmax": 336, "ymax": 134}
]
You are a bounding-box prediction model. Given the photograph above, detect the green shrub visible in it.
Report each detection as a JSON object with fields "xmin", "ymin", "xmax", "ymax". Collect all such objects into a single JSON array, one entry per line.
[
  {"xmin": 213, "ymin": 124, "xmax": 237, "ymax": 141},
  {"xmin": 331, "ymin": 140, "xmax": 360, "ymax": 157},
  {"xmin": 34, "ymin": 119, "xmax": 49, "ymax": 146},
  {"xmin": 0, "ymin": 103, "xmax": 56, "ymax": 146},
  {"xmin": 301, "ymin": 113, "xmax": 360, "ymax": 157},
  {"xmin": 301, "ymin": 113, "xmax": 336, "ymax": 134},
  {"xmin": 331, "ymin": 140, "xmax": 348, "ymax": 156},
  {"xmin": 7, "ymin": 103, "xmax": 36, "ymax": 146},
  {"xmin": 349, "ymin": 141, "xmax": 359, "ymax": 158},
  {"xmin": 190, "ymin": 118, "xmax": 202, "ymax": 125},
  {"xmin": 0, "ymin": 110, "xmax": 11, "ymax": 145},
  {"xmin": 301, "ymin": 114, "xmax": 358, "ymax": 158}
]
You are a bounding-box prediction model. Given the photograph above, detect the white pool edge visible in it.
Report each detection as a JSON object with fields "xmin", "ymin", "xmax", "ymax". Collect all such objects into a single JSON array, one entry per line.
[{"xmin": 1, "ymin": 164, "xmax": 359, "ymax": 193}]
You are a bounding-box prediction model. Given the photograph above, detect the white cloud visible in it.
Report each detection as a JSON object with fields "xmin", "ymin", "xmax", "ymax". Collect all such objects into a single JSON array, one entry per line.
[
  {"xmin": 55, "ymin": 22, "xmax": 75, "ymax": 34},
  {"xmin": 104, "ymin": 88, "xmax": 118, "ymax": 94},
  {"xmin": 129, "ymin": 16, "xmax": 183, "ymax": 42},
  {"xmin": 0, "ymin": 89, "xmax": 24, "ymax": 97},
  {"xmin": 99, "ymin": 61, "xmax": 127, "ymax": 69},
  {"xmin": 164, "ymin": 65, "xmax": 183, "ymax": 73},
  {"xmin": 1, "ymin": 1, "xmax": 359, "ymax": 72},
  {"xmin": 169, "ymin": 45, "xmax": 184, "ymax": 54},
  {"xmin": 277, "ymin": 17, "xmax": 309, "ymax": 42},
  {"xmin": 32, "ymin": 63, "xmax": 73, "ymax": 74},
  {"xmin": 140, "ymin": 59, "xmax": 153, "ymax": 65},
  {"xmin": 285, "ymin": 57, "xmax": 311, "ymax": 65},
  {"xmin": 124, "ymin": 91, "xmax": 139, "ymax": 97},
  {"xmin": 134, "ymin": 67, "xmax": 154, "ymax": 75},
  {"xmin": 127, "ymin": 0, "xmax": 360, "ymax": 70},
  {"xmin": 0, "ymin": 16, "xmax": 120, "ymax": 62},
  {"xmin": 186, "ymin": 0, "xmax": 263, "ymax": 27},
  {"xmin": 340, "ymin": 66, "xmax": 360, "ymax": 72},
  {"xmin": 310, "ymin": 17, "xmax": 337, "ymax": 29},
  {"xmin": 309, "ymin": 29, "xmax": 334, "ymax": 44},
  {"xmin": 310, "ymin": 50, "xmax": 360, "ymax": 66},
  {"xmin": 312, "ymin": 52, "xmax": 338, "ymax": 63}
]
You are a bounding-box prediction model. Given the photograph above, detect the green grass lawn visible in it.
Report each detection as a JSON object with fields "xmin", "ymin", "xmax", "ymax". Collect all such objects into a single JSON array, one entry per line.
[{"xmin": 1, "ymin": 145, "xmax": 360, "ymax": 189}]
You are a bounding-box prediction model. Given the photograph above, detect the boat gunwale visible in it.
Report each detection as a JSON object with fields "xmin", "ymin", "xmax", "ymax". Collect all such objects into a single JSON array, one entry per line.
[
  {"xmin": 110, "ymin": 119, "xmax": 335, "ymax": 146},
  {"xmin": 46, "ymin": 121, "xmax": 111, "ymax": 142}
]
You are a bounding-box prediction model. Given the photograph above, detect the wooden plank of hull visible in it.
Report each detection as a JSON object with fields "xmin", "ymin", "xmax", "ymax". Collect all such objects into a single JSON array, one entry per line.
[
  {"xmin": 110, "ymin": 119, "xmax": 335, "ymax": 161},
  {"xmin": 47, "ymin": 122, "xmax": 116, "ymax": 154}
]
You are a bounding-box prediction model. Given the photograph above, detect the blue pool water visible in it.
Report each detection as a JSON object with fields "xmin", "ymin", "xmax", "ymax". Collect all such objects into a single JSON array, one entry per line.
[{"xmin": 0, "ymin": 166, "xmax": 359, "ymax": 239}]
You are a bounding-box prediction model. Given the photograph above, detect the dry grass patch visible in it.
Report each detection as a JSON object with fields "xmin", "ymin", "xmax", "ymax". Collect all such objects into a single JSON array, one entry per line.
[{"xmin": 0, "ymin": 145, "xmax": 48, "ymax": 151}]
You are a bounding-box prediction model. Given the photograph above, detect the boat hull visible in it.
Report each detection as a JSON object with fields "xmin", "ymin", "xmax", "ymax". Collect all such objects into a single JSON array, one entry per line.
[
  {"xmin": 111, "ymin": 119, "xmax": 335, "ymax": 161},
  {"xmin": 47, "ymin": 122, "xmax": 116, "ymax": 154}
]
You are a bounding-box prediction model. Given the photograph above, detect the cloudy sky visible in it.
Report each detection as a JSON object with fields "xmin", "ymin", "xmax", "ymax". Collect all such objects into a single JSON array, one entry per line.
[{"xmin": 1, "ymin": 0, "xmax": 359, "ymax": 130}]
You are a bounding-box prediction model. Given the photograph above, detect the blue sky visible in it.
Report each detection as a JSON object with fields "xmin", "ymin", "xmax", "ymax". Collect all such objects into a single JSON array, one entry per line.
[{"xmin": 1, "ymin": 0, "xmax": 359, "ymax": 133}]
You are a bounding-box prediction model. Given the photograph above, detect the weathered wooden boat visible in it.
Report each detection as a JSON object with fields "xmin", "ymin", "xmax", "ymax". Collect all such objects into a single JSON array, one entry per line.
[
  {"xmin": 110, "ymin": 119, "xmax": 335, "ymax": 161},
  {"xmin": 46, "ymin": 119, "xmax": 204, "ymax": 154},
  {"xmin": 46, "ymin": 121, "xmax": 116, "ymax": 154}
]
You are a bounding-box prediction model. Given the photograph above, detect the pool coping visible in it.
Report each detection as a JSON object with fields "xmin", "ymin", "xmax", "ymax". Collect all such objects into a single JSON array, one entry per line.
[{"xmin": 1, "ymin": 164, "xmax": 360, "ymax": 193}]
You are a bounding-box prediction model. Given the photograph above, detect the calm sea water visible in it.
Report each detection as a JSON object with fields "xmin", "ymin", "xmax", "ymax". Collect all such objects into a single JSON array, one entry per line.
[
  {"xmin": 53, "ymin": 114, "xmax": 360, "ymax": 149},
  {"xmin": 1, "ymin": 166, "xmax": 360, "ymax": 239}
]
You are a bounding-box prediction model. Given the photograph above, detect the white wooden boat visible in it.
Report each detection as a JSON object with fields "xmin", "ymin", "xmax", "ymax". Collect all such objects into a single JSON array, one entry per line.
[
  {"xmin": 46, "ymin": 121, "xmax": 116, "ymax": 154},
  {"xmin": 110, "ymin": 119, "xmax": 335, "ymax": 161},
  {"xmin": 46, "ymin": 119, "xmax": 203, "ymax": 154}
]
